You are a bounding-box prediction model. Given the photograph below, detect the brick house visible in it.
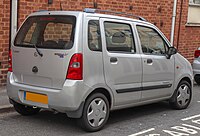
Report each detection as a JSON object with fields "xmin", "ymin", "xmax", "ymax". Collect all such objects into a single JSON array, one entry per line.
[{"xmin": 0, "ymin": 0, "xmax": 200, "ymax": 86}]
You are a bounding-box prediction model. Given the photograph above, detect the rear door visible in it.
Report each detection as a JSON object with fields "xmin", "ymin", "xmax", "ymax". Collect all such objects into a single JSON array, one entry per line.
[
  {"xmin": 100, "ymin": 18, "xmax": 142, "ymax": 106},
  {"xmin": 136, "ymin": 24, "xmax": 175, "ymax": 100},
  {"xmin": 12, "ymin": 15, "xmax": 78, "ymax": 89}
]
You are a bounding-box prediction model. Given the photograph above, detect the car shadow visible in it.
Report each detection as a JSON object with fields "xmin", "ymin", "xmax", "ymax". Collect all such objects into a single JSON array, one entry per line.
[
  {"xmin": 13, "ymin": 101, "xmax": 172, "ymax": 135},
  {"xmin": 108, "ymin": 101, "xmax": 171, "ymax": 124}
]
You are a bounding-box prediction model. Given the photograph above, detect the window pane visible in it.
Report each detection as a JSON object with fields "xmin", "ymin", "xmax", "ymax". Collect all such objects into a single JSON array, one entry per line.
[
  {"xmin": 194, "ymin": 0, "xmax": 200, "ymax": 4},
  {"xmin": 104, "ymin": 22, "xmax": 135, "ymax": 53},
  {"xmin": 137, "ymin": 26, "xmax": 168, "ymax": 55},
  {"xmin": 88, "ymin": 20, "xmax": 102, "ymax": 51},
  {"xmin": 44, "ymin": 23, "xmax": 73, "ymax": 44},
  {"xmin": 23, "ymin": 23, "xmax": 37, "ymax": 43},
  {"xmin": 15, "ymin": 16, "xmax": 76, "ymax": 49}
]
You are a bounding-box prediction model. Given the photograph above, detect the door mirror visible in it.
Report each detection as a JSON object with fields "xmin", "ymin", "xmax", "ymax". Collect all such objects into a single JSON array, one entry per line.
[{"xmin": 166, "ymin": 47, "xmax": 177, "ymax": 59}]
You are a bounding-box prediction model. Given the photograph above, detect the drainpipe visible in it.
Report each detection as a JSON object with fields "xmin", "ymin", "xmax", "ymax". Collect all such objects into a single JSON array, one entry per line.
[
  {"xmin": 10, "ymin": 0, "xmax": 18, "ymax": 48},
  {"xmin": 176, "ymin": 0, "xmax": 184, "ymax": 50},
  {"xmin": 170, "ymin": 0, "xmax": 178, "ymax": 45}
]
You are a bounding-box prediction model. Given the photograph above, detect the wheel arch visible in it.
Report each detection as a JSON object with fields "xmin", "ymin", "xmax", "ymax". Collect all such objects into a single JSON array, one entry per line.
[
  {"xmin": 179, "ymin": 77, "xmax": 192, "ymax": 87},
  {"xmin": 85, "ymin": 87, "xmax": 114, "ymax": 110},
  {"xmin": 174, "ymin": 74, "xmax": 193, "ymax": 91},
  {"xmin": 169, "ymin": 76, "xmax": 193, "ymax": 109},
  {"xmin": 170, "ymin": 75, "xmax": 193, "ymax": 100}
]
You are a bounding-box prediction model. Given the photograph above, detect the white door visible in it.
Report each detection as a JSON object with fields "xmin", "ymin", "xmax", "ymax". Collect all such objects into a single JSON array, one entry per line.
[
  {"xmin": 100, "ymin": 18, "xmax": 142, "ymax": 106},
  {"xmin": 136, "ymin": 25, "xmax": 175, "ymax": 101}
]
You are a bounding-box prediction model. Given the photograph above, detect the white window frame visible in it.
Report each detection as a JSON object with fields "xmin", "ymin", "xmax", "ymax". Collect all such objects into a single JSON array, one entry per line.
[
  {"xmin": 187, "ymin": 0, "xmax": 200, "ymax": 26},
  {"xmin": 189, "ymin": 0, "xmax": 200, "ymax": 5}
]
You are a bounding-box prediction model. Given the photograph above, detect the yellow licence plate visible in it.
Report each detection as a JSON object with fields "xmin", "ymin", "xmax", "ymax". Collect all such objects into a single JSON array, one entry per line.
[{"xmin": 24, "ymin": 91, "xmax": 48, "ymax": 104}]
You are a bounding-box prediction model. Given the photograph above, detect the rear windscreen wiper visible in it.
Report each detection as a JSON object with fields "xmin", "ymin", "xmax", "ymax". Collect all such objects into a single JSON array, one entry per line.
[
  {"xmin": 33, "ymin": 44, "xmax": 43, "ymax": 57},
  {"xmin": 15, "ymin": 43, "xmax": 43, "ymax": 57}
]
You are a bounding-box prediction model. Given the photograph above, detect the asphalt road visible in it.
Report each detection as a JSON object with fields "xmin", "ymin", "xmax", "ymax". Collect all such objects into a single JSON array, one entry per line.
[{"xmin": 0, "ymin": 85, "xmax": 200, "ymax": 136}]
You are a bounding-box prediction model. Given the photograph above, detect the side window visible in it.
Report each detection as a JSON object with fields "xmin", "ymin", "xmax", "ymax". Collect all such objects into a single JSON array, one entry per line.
[
  {"xmin": 136, "ymin": 26, "xmax": 168, "ymax": 55},
  {"xmin": 88, "ymin": 20, "xmax": 102, "ymax": 51},
  {"xmin": 104, "ymin": 22, "xmax": 135, "ymax": 53}
]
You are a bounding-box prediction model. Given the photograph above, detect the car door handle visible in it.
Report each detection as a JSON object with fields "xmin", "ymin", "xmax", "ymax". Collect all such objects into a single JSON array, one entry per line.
[
  {"xmin": 110, "ymin": 57, "xmax": 118, "ymax": 63},
  {"xmin": 147, "ymin": 59, "xmax": 153, "ymax": 64}
]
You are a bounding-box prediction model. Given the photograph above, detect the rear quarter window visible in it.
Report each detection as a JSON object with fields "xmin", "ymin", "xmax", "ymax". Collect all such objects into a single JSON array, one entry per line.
[
  {"xmin": 88, "ymin": 20, "xmax": 102, "ymax": 51},
  {"xmin": 14, "ymin": 15, "xmax": 76, "ymax": 50}
]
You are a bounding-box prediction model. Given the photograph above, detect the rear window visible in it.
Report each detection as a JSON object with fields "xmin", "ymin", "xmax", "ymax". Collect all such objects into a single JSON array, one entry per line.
[{"xmin": 14, "ymin": 15, "xmax": 76, "ymax": 49}]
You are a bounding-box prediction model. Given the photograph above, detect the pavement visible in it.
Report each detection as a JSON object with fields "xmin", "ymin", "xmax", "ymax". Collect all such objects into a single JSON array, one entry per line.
[{"xmin": 0, "ymin": 86, "xmax": 13, "ymax": 113}]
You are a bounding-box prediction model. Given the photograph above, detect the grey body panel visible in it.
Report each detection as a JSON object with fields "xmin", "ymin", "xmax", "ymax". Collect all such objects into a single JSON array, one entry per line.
[
  {"xmin": 193, "ymin": 59, "xmax": 200, "ymax": 76},
  {"xmin": 193, "ymin": 47, "xmax": 200, "ymax": 77},
  {"xmin": 12, "ymin": 48, "xmax": 72, "ymax": 89},
  {"xmin": 100, "ymin": 18, "xmax": 142, "ymax": 106},
  {"xmin": 134, "ymin": 23, "xmax": 175, "ymax": 100}
]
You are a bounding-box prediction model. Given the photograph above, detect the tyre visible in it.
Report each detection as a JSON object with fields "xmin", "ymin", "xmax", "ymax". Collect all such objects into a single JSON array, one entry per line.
[
  {"xmin": 13, "ymin": 101, "xmax": 40, "ymax": 116},
  {"xmin": 78, "ymin": 93, "xmax": 110, "ymax": 132},
  {"xmin": 194, "ymin": 75, "xmax": 200, "ymax": 85},
  {"xmin": 169, "ymin": 80, "xmax": 192, "ymax": 110}
]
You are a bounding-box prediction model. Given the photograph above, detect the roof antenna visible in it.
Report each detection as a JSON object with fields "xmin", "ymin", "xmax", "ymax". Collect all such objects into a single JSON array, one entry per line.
[{"xmin": 60, "ymin": 0, "xmax": 63, "ymax": 11}]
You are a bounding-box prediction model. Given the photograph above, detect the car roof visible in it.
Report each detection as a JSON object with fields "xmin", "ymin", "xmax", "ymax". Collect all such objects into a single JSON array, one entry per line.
[{"xmin": 29, "ymin": 10, "xmax": 153, "ymax": 26}]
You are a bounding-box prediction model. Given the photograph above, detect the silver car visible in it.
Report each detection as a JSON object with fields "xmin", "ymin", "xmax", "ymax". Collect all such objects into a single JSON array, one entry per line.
[
  {"xmin": 7, "ymin": 9, "xmax": 193, "ymax": 132},
  {"xmin": 193, "ymin": 47, "xmax": 200, "ymax": 85}
]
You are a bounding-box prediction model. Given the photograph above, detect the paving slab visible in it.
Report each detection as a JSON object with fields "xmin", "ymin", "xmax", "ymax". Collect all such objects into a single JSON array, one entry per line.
[{"xmin": 0, "ymin": 86, "xmax": 13, "ymax": 113}]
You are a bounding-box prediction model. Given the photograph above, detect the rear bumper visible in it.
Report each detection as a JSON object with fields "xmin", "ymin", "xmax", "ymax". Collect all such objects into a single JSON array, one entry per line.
[
  {"xmin": 193, "ymin": 59, "xmax": 200, "ymax": 76},
  {"xmin": 6, "ymin": 72, "xmax": 91, "ymax": 117}
]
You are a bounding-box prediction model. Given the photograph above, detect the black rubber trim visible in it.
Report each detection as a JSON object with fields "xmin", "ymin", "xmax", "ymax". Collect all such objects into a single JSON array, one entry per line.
[
  {"xmin": 116, "ymin": 87, "xmax": 142, "ymax": 93},
  {"xmin": 116, "ymin": 84, "xmax": 172, "ymax": 94},
  {"xmin": 66, "ymin": 101, "xmax": 85, "ymax": 118},
  {"xmin": 142, "ymin": 84, "xmax": 172, "ymax": 91}
]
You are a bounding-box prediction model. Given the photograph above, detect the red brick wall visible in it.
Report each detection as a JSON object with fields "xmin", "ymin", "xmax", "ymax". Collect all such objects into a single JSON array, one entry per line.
[
  {"xmin": 173, "ymin": 0, "xmax": 200, "ymax": 61},
  {"xmin": 0, "ymin": 0, "xmax": 200, "ymax": 86},
  {"xmin": 18, "ymin": 0, "xmax": 200, "ymax": 59},
  {"xmin": 0, "ymin": 0, "xmax": 10, "ymax": 86},
  {"xmin": 18, "ymin": 0, "xmax": 174, "ymax": 38}
]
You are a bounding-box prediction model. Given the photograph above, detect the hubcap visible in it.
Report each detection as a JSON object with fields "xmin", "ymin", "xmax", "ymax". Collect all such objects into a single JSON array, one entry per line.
[
  {"xmin": 177, "ymin": 84, "xmax": 190, "ymax": 107},
  {"xmin": 87, "ymin": 98, "xmax": 107, "ymax": 127}
]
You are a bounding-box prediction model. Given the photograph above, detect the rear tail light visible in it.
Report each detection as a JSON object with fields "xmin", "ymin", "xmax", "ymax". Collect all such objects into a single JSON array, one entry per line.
[
  {"xmin": 66, "ymin": 53, "xmax": 83, "ymax": 80},
  {"xmin": 194, "ymin": 50, "xmax": 200, "ymax": 58},
  {"xmin": 8, "ymin": 50, "xmax": 12, "ymax": 72}
]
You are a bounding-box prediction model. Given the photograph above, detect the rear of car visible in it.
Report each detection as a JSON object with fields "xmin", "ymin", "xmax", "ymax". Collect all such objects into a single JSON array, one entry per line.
[
  {"xmin": 7, "ymin": 11, "xmax": 90, "ymax": 115},
  {"xmin": 193, "ymin": 47, "xmax": 200, "ymax": 85}
]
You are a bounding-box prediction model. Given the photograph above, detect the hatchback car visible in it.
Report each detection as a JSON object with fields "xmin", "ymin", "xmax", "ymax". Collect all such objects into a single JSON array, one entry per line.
[
  {"xmin": 7, "ymin": 8, "xmax": 193, "ymax": 132},
  {"xmin": 193, "ymin": 47, "xmax": 200, "ymax": 85}
]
